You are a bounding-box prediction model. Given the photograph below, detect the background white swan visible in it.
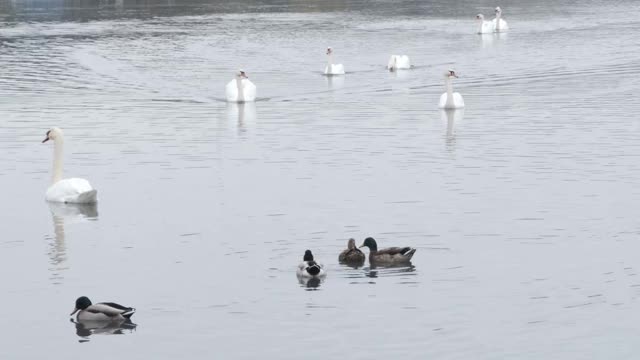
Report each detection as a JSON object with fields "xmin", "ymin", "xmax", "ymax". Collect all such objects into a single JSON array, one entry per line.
[
  {"xmin": 42, "ymin": 128, "xmax": 97, "ymax": 204},
  {"xmin": 492, "ymin": 6, "xmax": 509, "ymax": 32},
  {"xmin": 438, "ymin": 70, "xmax": 465, "ymax": 109},
  {"xmin": 225, "ymin": 70, "xmax": 256, "ymax": 103},
  {"xmin": 476, "ymin": 14, "xmax": 495, "ymax": 34},
  {"xmin": 387, "ymin": 55, "xmax": 411, "ymax": 71},
  {"xmin": 324, "ymin": 47, "xmax": 345, "ymax": 75}
]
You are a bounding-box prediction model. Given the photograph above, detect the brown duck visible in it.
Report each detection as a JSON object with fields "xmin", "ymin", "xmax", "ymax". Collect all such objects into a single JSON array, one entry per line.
[{"xmin": 338, "ymin": 238, "xmax": 366, "ymax": 264}]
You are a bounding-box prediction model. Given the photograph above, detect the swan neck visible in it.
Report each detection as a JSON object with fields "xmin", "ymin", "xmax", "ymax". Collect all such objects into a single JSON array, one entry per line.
[
  {"xmin": 52, "ymin": 136, "xmax": 64, "ymax": 184},
  {"xmin": 236, "ymin": 77, "xmax": 244, "ymax": 102},
  {"xmin": 327, "ymin": 53, "xmax": 333, "ymax": 66},
  {"xmin": 495, "ymin": 13, "xmax": 502, "ymax": 30},
  {"xmin": 445, "ymin": 77, "xmax": 454, "ymax": 107}
]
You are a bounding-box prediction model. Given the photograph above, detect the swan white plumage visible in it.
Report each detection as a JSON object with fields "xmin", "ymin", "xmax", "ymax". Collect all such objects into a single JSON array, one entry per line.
[
  {"xmin": 42, "ymin": 128, "xmax": 97, "ymax": 204},
  {"xmin": 225, "ymin": 70, "xmax": 256, "ymax": 103},
  {"xmin": 387, "ymin": 55, "xmax": 411, "ymax": 71},
  {"xmin": 476, "ymin": 14, "xmax": 495, "ymax": 34},
  {"xmin": 492, "ymin": 6, "xmax": 509, "ymax": 32},
  {"xmin": 324, "ymin": 47, "xmax": 345, "ymax": 75},
  {"xmin": 296, "ymin": 250, "xmax": 326, "ymax": 278},
  {"xmin": 438, "ymin": 70, "xmax": 465, "ymax": 109}
]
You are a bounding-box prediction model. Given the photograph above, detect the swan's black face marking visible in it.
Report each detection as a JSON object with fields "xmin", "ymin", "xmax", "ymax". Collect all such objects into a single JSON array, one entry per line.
[
  {"xmin": 303, "ymin": 250, "xmax": 314, "ymax": 261},
  {"xmin": 326, "ymin": 48, "xmax": 332, "ymax": 55},
  {"xmin": 448, "ymin": 70, "xmax": 458, "ymax": 78},
  {"xmin": 239, "ymin": 71, "xmax": 247, "ymax": 78},
  {"xmin": 42, "ymin": 130, "xmax": 51, "ymax": 143},
  {"xmin": 476, "ymin": 14, "xmax": 482, "ymax": 19}
]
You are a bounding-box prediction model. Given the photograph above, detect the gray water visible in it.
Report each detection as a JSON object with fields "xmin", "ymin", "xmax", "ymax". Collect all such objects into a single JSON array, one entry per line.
[{"xmin": 2, "ymin": 0, "xmax": 640, "ymax": 358}]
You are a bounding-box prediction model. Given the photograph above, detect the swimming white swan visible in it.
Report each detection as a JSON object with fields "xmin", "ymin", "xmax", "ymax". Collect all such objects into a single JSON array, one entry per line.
[
  {"xmin": 438, "ymin": 70, "xmax": 465, "ymax": 109},
  {"xmin": 387, "ymin": 55, "xmax": 411, "ymax": 71},
  {"xmin": 225, "ymin": 70, "xmax": 256, "ymax": 103},
  {"xmin": 492, "ymin": 6, "xmax": 509, "ymax": 32},
  {"xmin": 324, "ymin": 47, "xmax": 345, "ymax": 75},
  {"xmin": 476, "ymin": 14, "xmax": 495, "ymax": 34},
  {"xmin": 42, "ymin": 128, "xmax": 97, "ymax": 204}
]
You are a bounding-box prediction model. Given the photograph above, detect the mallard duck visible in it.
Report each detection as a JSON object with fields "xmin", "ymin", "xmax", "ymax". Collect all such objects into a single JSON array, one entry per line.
[
  {"xmin": 338, "ymin": 238, "xmax": 365, "ymax": 264},
  {"xmin": 70, "ymin": 296, "xmax": 135, "ymax": 322},
  {"xmin": 296, "ymin": 250, "xmax": 326, "ymax": 278},
  {"xmin": 359, "ymin": 237, "xmax": 416, "ymax": 264}
]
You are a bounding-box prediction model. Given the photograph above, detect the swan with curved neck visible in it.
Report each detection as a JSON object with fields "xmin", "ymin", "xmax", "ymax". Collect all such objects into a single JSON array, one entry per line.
[
  {"xmin": 324, "ymin": 47, "xmax": 345, "ymax": 75},
  {"xmin": 42, "ymin": 128, "xmax": 97, "ymax": 204},
  {"xmin": 387, "ymin": 55, "xmax": 411, "ymax": 71},
  {"xmin": 476, "ymin": 14, "xmax": 495, "ymax": 34},
  {"xmin": 492, "ymin": 7, "xmax": 509, "ymax": 32},
  {"xmin": 225, "ymin": 70, "xmax": 256, "ymax": 103},
  {"xmin": 438, "ymin": 70, "xmax": 465, "ymax": 109}
]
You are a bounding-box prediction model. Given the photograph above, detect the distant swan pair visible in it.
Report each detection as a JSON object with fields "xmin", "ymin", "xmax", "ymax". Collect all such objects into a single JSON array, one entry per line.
[{"xmin": 476, "ymin": 6, "xmax": 509, "ymax": 34}]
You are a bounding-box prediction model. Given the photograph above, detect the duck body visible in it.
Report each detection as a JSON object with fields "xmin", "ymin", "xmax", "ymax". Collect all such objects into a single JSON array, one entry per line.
[
  {"xmin": 338, "ymin": 238, "xmax": 366, "ymax": 264},
  {"xmin": 360, "ymin": 237, "xmax": 416, "ymax": 264},
  {"xmin": 46, "ymin": 178, "xmax": 97, "ymax": 204},
  {"xmin": 297, "ymin": 250, "xmax": 327, "ymax": 278},
  {"xmin": 71, "ymin": 296, "xmax": 135, "ymax": 322},
  {"xmin": 387, "ymin": 55, "xmax": 411, "ymax": 71}
]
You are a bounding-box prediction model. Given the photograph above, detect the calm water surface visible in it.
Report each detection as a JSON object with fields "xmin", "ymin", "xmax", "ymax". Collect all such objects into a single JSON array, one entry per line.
[{"xmin": 2, "ymin": 0, "xmax": 640, "ymax": 358}]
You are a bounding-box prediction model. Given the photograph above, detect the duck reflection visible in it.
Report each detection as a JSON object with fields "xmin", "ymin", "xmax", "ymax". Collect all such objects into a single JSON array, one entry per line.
[
  {"xmin": 364, "ymin": 262, "xmax": 416, "ymax": 278},
  {"xmin": 47, "ymin": 202, "xmax": 98, "ymax": 283},
  {"xmin": 440, "ymin": 108, "xmax": 465, "ymax": 146},
  {"xmin": 72, "ymin": 318, "xmax": 137, "ymax": 342},
  {"xmin": 226, "ymin": 102, "xmax": 256, "ymax": 133}
]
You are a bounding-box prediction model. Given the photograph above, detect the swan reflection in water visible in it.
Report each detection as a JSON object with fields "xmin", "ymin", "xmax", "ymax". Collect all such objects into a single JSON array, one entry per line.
[
  {"xmin": 440, "ymin": 108, "xmax": 465, "ymax": 147},
  {"xmin": 226, "ymin": 102, "xmax": 256, "ymax": 133},
  {"xmin": 325, "ymin": 74, "xmax": 344, "ymax": 90},
  {"xmin": 47, "ymin": 202, "xmax": 98, "ymax": 283},
  {"xmin": 71, "ymin": 318, "xmax": 137, "ymax": 343}
]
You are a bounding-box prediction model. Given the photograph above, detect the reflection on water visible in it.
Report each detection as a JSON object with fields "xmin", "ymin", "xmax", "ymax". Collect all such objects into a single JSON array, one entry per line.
[
  {"xmin": 441, "ymin": 108, "xmax": 465, "ymax": 146},
  {"xmin": 226, "ymin": 102, "xmax": 257, "ymax": 133},
  {"xmin": 365, "ymin": 263, "xmax": 416, "ymax": 279},
  {"xmin": 72, "ymin": 318, "xmax": 137, "ymax": 343},
  {"xmin": 325, "ymin": 74, "xmax": 344, "ymax": 90},
  {"xmin": 46, "ymin": 202, "xmax": 98, "ymax": 284}
]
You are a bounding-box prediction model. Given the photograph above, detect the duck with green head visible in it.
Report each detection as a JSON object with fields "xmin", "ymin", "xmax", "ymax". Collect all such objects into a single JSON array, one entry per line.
[
  {"xmin": 359, "ymin": 237, "xmax": 416, "ymax": 264},
  {"xmin": 70, "ymin": 296, "xmax": 135, "ymax": 322}
]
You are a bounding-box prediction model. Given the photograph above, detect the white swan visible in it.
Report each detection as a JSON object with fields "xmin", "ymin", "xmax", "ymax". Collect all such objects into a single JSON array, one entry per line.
[
  {"xmin": 42, "ymin": 128, "xmax": 97, "ymax": 204},
  {"xmin": 492, "ymin": 7, "xmax": 509, "ymax": 32},
  {"xmin": 387, "ymin": 55, "xmax": 411, "ymax": 71},
  {"xmin": 324, "ymin": 47, "xmax": 345, "ymax": 75},
  {"xmin": 438, "ymin": 70, "xmax": 465, "ymax": 109},
  {"xmin": 476, "ymin": 14, "xmax": 495, "ymax": 34},
  {"xmin": 225, "ymin": 70, "xmax": 256, "ymax": 103}
]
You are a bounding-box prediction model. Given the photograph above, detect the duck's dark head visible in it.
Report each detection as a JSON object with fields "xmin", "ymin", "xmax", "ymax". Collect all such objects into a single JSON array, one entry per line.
[
  {"xmin": 70, "ymin": 296, "xmax": 92, "ymax": 316},
  {"xmin": 303, "ymin": 250, "xmax": 314, "ymax": 261},
  {"xmin": 359, "ymin": 237, "xmax": 378, "ymax": 252}
]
